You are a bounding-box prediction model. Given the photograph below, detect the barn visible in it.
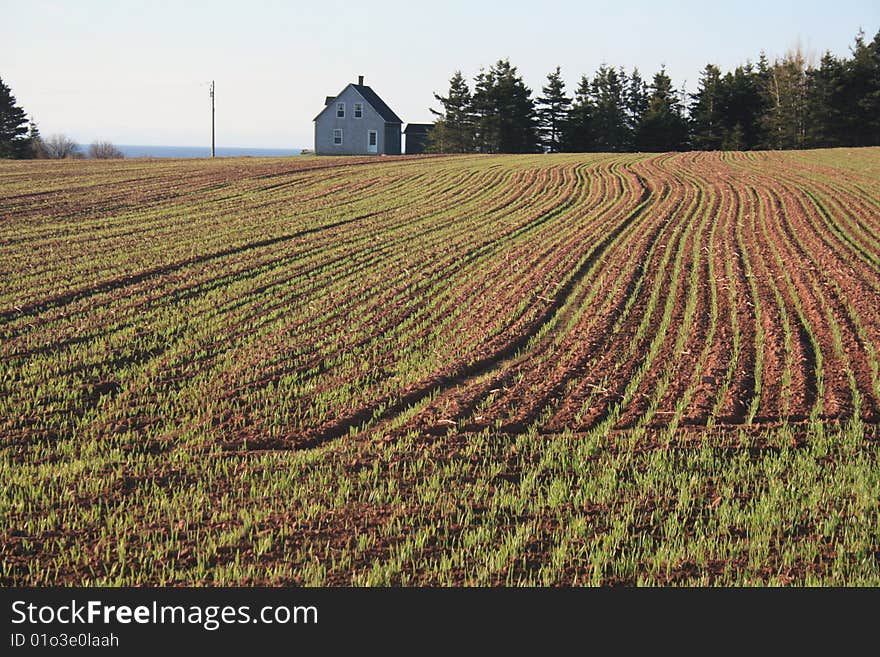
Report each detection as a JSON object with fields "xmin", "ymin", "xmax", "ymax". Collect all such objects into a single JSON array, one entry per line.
[
  {"xmin": 404, "ymin": 123, "xmax": 433, "ymax": 154},
  {"xmin": 314, "ymin": 76, "xmax": 402, "ymax": 155}
]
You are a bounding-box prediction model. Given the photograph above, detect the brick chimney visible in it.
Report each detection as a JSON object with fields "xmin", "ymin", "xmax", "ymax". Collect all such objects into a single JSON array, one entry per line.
[{"xmin": 358, "ymin": 75, "xmax": 364, "ymax": 85}]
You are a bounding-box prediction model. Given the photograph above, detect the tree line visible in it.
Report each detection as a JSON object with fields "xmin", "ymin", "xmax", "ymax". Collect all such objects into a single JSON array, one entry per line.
[
  {"xmin": 427, "ymin": 28, "xmax": 880, "ymax": 154},
  {"xmin": 0, "ymin": 76, "xmax": 123, "ymax": 159}
]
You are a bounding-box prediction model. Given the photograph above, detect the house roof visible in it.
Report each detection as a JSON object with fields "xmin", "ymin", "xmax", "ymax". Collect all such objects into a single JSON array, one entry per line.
[
  {"xmin": 314, "ymin": 83, "xmax": 402, "ymax": 123},
  {"xmin": 352, "ymin": 84, "xmax": 402, "ymax": 123},
  {"xmin": 404, "ymin": 123, "xmax": 433, "ymax": 134}
]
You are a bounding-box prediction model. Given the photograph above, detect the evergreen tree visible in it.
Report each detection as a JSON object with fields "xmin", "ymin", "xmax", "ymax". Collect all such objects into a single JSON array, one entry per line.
[
  {"xmin": 690, "ymin": 64, "xmax": 725, "ymax": 150},
  {"xmin": 805, "ymin": 52, "xmax": 848, "ymax": 147},
  {"xmin": 0, "ymin": 76, "xmax": 32, "ymax": 158},
  {"xmin": 562, "ymin": 75, "xmax": 595, "ymax": 152},
  {"xmin": 590, "ymin": 64, "xmax": 629, "ymax": 151},
  {"xmin": 719, "ymin": 63, "xmax": 767, "ymax": 150},
  {"xmin": 26, "ymin": 121, "xmax": 45, "ymax": 158},
  {"xmin": 427, "ymin": 71, "xmax": 475, "ymax": 153},
  {"xmin": 471, "ymin": 60, "xmax": 539, "ymax": 153},
  {"xmin": 634, "ymin": 68, "xmax": 689, "ymax": 151},
  {"xmin": 866, "ymin": 29, "xmax": 880, "ymax": 145},
  {"xmin": 625, "ymin": 68, "xmax": 648, "ymax": 148},
  {"xmin": 844, "ymin": 29, "xmax": 880, "ymax": 146},
  {"xmin": 493, "ymin": 59, "xmax": 540, "ymax": 153},
  {"xmin": 471, "ymin": 68, "xmax": 499, "ymax": 153},
  {"xmin": 536, "ymin": 66, "xmax": 571, "ymax": 153}
]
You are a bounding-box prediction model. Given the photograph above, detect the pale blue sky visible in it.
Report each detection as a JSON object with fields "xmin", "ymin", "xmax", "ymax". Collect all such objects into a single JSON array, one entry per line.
[{"xmin": 4, "ymin": 0, "xmax": 878, "ymax": 148}]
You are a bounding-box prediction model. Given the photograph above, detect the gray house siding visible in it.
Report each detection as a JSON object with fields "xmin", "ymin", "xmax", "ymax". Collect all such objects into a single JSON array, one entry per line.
[
  {"xmin": 383, "ymin": 123, "xmax": 401, "ymax": 155},
  {"xmin": 314, "ymin": 84, "xmax": 401, "ymax": 156}
]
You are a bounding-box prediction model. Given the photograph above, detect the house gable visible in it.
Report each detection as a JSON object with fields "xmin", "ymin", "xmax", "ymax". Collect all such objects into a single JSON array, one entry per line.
[
  {"xmin": 314, "ymin": 87, "xmax": 387, "ymax": 132},
  {"xmin": 314, "ymin": 84, "xmax": 401, "ymax": 125}
]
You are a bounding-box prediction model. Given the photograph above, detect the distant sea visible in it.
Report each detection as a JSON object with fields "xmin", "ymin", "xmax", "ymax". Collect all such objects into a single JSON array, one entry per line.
[{"xmin": 99, "ymin": 145, "xmax": 302, "ymax": 159}]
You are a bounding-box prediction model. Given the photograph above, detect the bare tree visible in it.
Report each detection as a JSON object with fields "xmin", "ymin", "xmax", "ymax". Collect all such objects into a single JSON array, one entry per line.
[
  {"xmin": 88, "ymin": 140, "xmax": 124, "ymax": 159},
  {"xmin": 43, "ymin": 134, "xmax": 82, "ymax": 159},
  {"xmin": 762, "ymin": 47, "xmax": 809, "ymax": 149}
]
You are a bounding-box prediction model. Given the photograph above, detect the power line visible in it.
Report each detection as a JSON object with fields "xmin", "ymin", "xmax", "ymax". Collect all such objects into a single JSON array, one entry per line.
[{"xmin": 21, "ymin": 82, "xmax": 210, "ymax": 96}]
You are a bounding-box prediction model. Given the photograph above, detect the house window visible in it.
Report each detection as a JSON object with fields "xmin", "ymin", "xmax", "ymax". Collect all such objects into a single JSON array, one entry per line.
[
  {"xmin": 333, "ymin": 129, "xmax": 343, "ymax": 145},
  {"xmin": 336, "ymin": 102, "xmax": 345, "ymax": 118},
  {"xmin": 354, "ymin": 103, "xmax": 363, "ymax": 118}
]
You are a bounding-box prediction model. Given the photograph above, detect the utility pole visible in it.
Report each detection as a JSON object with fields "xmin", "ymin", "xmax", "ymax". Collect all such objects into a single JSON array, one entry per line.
[{"xmin": 210, "ymin": 80, "xmax": 215, "ymax": 158}]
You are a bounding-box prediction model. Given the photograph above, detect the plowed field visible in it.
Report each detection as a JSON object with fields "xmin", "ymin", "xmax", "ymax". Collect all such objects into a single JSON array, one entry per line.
[{"xmin": 2, "ymin": 149, "xmax": 878, "ymax": 585}]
